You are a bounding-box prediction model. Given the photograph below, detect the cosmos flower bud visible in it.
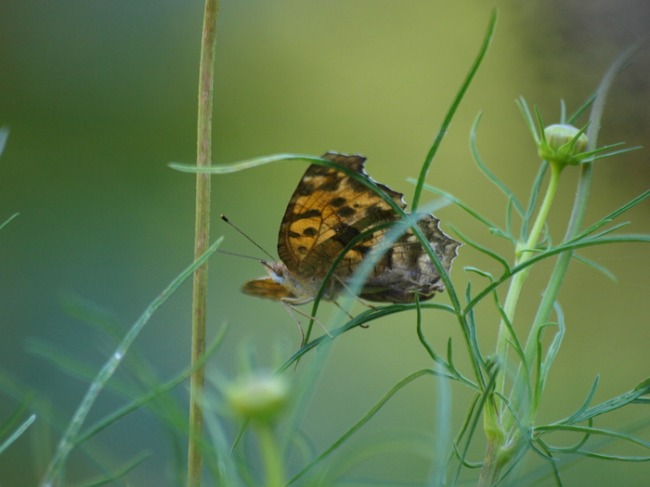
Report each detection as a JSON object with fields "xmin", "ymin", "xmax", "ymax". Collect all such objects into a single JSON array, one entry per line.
[
  {"xmin": 538, "ymin": 124, "xmax": 589, "ymax": 168},
  {"xmin": 226, "ymin": 372, "xmax": 290, "ymax": 423}
]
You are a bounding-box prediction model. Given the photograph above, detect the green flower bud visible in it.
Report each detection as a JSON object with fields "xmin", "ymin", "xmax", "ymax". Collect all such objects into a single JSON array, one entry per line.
[
  {"xmin": 226, "ymin": 373, "xmax": 290, "ymax": 423},
  {"xmin": 538, "ymin": 124, "xmax": 589, "ymax": 167}
]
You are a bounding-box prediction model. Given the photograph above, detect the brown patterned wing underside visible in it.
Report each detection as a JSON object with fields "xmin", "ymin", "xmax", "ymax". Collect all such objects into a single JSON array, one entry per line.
[
  {"xmin": 278, "ymin": 152, "xmax": 406, "ymax": 277},
  {"xmin": 357, "ymin": 215, "xmax": 460, "ymax": 303}
]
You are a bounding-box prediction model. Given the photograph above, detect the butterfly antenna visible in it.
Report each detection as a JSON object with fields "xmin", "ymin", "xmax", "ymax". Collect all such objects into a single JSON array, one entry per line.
[
  {"xmin": 216, "ymin": 249, "xmax": 264, "ymax": 262},
  {"xmin": 220, "ymin": 214, "xmax": 275, "ymax": 261}
]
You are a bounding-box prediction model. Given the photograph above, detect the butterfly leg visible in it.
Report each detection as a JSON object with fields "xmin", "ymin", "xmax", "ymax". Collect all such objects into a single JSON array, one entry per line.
[
  {"xmin": 280, "ymin": 300, "xmax": 333, "ymax": 344},
  {"xmin": 333, "ymin": 276, "xmax": 379, "ymax": 314}
]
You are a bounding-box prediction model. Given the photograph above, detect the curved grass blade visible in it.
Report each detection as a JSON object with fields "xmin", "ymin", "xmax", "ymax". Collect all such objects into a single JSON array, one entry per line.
[
  {"xmin": 71, "ymin": 451, "xmax": 151, "ymax": 487},
  {"xmin": 279, "ymin": 301, "xmax": 457, "ymax": 371},
  {"xmin": 410, "ymin": 181, "xmax": 504, "ymax": 237},
  {"xmin": 412, "ymin": 9, "xmax": 497, "ymax": 210},
  {"xmin": 470, "ymin": 112, "xmax": 524, "ymax": 217},
  {"xmin": 570, "ymin": 189, "xmax": 650, "ymax": 241},
  {"xmin": 464, "ymin": 233, "xmax": 650, "ymax": 315},
  {"xmin": 77, "ymin": 327, "xmax": 226, "ymax": 445},
  {"xmin": 39, "ymin": 237, "xmax": 223, "ymax": 487},
  {"xmin": 0, "ymin": 212, "xmax": 19, "ymax": 232},
  {"xmin": 536, "ymin": 302, "xmax": 565, "ymax": 402},
  {"xmin": 450, "ymin": 224, "xmax": 510, "ymax": 273},
  {"xmin": 0, "ymin": 126, "xmax": 8, "ymax": 155},
  {"xmin": 572, "ymin": 253, "xmax": 617, "ymax": 282},
  {"xmin": 522, "ymin": 161, "xmax": 549, "ymax": 240},
  {"xmin": 568, "ymin": 93, "xmax": 596, "ymax": 124},
  {"xmin": 552, "ymin": 377, "xmax": 650, "ymax": 426},
  {"xmin": 0, "ymin": 414, "xmax": 36, "ymax": 455},
  {"xmin": 539, "ymin": 424, "xmax": 650, "ymax": 451},
  {"xmin": 452, "ymin": 365, "xmax": 499, "ymax": 486},
  {"xmin": 287, "ymin": 369, "xmax": 436, "ymax": 485}
]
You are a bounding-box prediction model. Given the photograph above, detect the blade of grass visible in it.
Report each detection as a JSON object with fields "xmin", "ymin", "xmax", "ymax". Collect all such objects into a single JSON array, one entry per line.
[
  {"xmin": 470, "ymin": 112, "xmax": 524, "ymax": 217},
  {"xmin": 410, "ymin": 181, "xmax": 507, "ymax": 238},
  {"xmin": 412, "ymin": 9, "xmax": 497, "ymax": 210},
  {"xmin": 0, "ymin": 126, "xmax": 8, "ymax": 155},
  {"xmin": 39, "ymin": 237, "xmax": 223, "ymax": 487},
  {"xmin": 287, "ymin": 369, "xmax": 437, "ymax": 485},
  {"xmin": 70, "ymin": 451, "xmax": 151, "ymax": 487},
  {"xmin": 0, "ymin": 212, "xmax": 19, "ymax": 231},
  {"xmin": 0, "ymin": 414, "xmax": 36, "ymax": 455}
]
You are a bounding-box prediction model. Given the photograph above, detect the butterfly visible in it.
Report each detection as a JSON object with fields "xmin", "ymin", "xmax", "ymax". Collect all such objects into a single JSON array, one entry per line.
[{"xmin": 242, "ymin": 152, "xmax": 459, "ymax": 305}]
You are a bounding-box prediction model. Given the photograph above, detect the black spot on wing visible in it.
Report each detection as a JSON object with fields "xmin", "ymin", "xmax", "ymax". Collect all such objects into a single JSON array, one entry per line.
[
  {"xmin": 365, "ymin": 204, "xmax": 395, "ymax": 221},
  {"xmin": 353, "ymin": 244, "xmax": 371, "ymax": 256},
  {"xmin": 336, "ymin": 206, "xmax": 356, "ymax": 218},
  {"xmin": 294, "ymin": 181, "xmax": 315, "ymax": 196},
  {"xmin": 293, "ymin": 208, "xmax": 322, "ymax": 221},
  {"xmin": 332, "ymin": 223, "xmax": 361, "ymax": 246},
  {"xmin": 319, "ymin": 177, "xmax": 342, "ymax": 192},
  {"xmin": 329, "ymin": 196, "xmax": 347, "ymax": 207}
]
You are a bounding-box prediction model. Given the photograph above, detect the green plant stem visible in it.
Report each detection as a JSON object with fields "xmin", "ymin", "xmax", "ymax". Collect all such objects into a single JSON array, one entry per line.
[
  {"xmin": 257, "ymin": 423, "xmax": 286, "ymax": 487},
  {"xmin": 187, "ymin": 1, "xmax": 219, "ymax": 486},
  {"xmin": 480, "ymin": 162, "xmax": 561, "ymax": 486},
  {"xmin": 495, "ymin": 162, "xmax": 561, "ymax": 398}
]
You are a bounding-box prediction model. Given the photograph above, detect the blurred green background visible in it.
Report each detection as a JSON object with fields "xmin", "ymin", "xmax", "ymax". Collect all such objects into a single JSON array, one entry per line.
[{"xmin": 1, "ymin": 1, "xmax": 649, "ymax": 485}]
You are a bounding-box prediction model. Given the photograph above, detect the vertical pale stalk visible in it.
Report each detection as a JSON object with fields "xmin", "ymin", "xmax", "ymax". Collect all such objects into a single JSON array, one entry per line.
[{"xmin": 187, "ymin": 1, "xmax": 219, "ymax": 486}]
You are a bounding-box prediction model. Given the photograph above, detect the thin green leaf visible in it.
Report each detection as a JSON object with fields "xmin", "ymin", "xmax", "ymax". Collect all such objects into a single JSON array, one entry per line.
[
  {"xmin": 287, "ymin": 369, "xmax": 436, "ymax": 485},
  {"xmin": 412, "ymin": 9, "xmax": 497, "ymax": 210},
  {"xmin": 568, "ymin": 93, "xmax": 596, "ymax": 124},
  {"xmin": 540, "ymin": 424, "xmax": 650, "ymax": 450},
  {"xmin": 465, "ymin": 234, "xmax": 650, "ymax": 315},
  {"xmin": 70, "ymin": 451, "xmax": 151, "ymax": 487},
  {"xmin": 572, "ymin": 253, "xmax": 617, "ymax": 282},
  {"xmin": 452, "ymin": 225, "xmax": 511, "ymax": 273},
  {"xmin": 590, "ymin": 144, "xmax": 642, "ymax": 161},
  {"xmin": 39, "ymin": 237, "xmax": 223, "ymax": 486},
  {"xmin": 553, "ymin": 377, "xmax": 650, "ymax": 426},
  {"xmin": 170, "ymin": 153, "xmax": 322, "ymax": 174},
  {"xmin": 538, "ymin": 303, "xmax": 566, "ymax": 400},
  {"xmin": 463, "ymin": 282, "xmax": 487, "ymax": 382},
  {"xmin": 415, "ymin": 294, "xmax": 442, "ymax": 366},
  {"xmin": 574, "ymin": 451, "xmax": 650, "ymax": 462},
  {"xmin": 469, "ymin": 113, "xmax": 524, "ymax": 217},
  {"xmin": 78, "ymin": 327, "xmax": 226, "ymax": 445},
  {"xmin": 465, "ymin": 266, "xmax": 494, "ymax": 280},
  {"xmin": 410, "ymin": 181, "xmax": 504, "ymax": 235},
  {"xmin": 492, "ymin": 295, "xmax": 531, "ymax": 406},
  {"xmin": 0, "ymin": 126, "xmax": 8, "ymax": 155},
  {"xmin": 522, "ymin": 162, "xmax": 549, "ymax": 240},
  {"xmin": 537, "ymin": 422, "xmax": 593, "ymax": 455},
  {"xmin": 505, "ymin": 196, "xmax": 515, "ymax": 240},
  {"xmin": 0, "ymin": 212, "xmax": 19, "ymax": 232},
  {"xmin": 563, "ymin": 376, "xmax": 600, "ymax": 425},
  {"xmin": 452, "ymin": 366, "xmax": 499, "ymax": 486},
  {"xmin": 0, "ymin": 394, "xmax": 33, "ymax": 439},
  {"xmin": 515, "ymin": 97, "xmax": 541, "ymax": 144},
  {"xmin": 0, "ymin": 414, "xmax": 36, "ymax": 455},
  {"xmin": 451, "ymin": 393, "xmax": 483, "ymax": 468},
  {"xmin": 572, "ymin": 189, "xmax": 650, "ymax": 241},
  {"xmin": 494, "ymin": 297, "xmax": 526, "ymax": 369}
]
